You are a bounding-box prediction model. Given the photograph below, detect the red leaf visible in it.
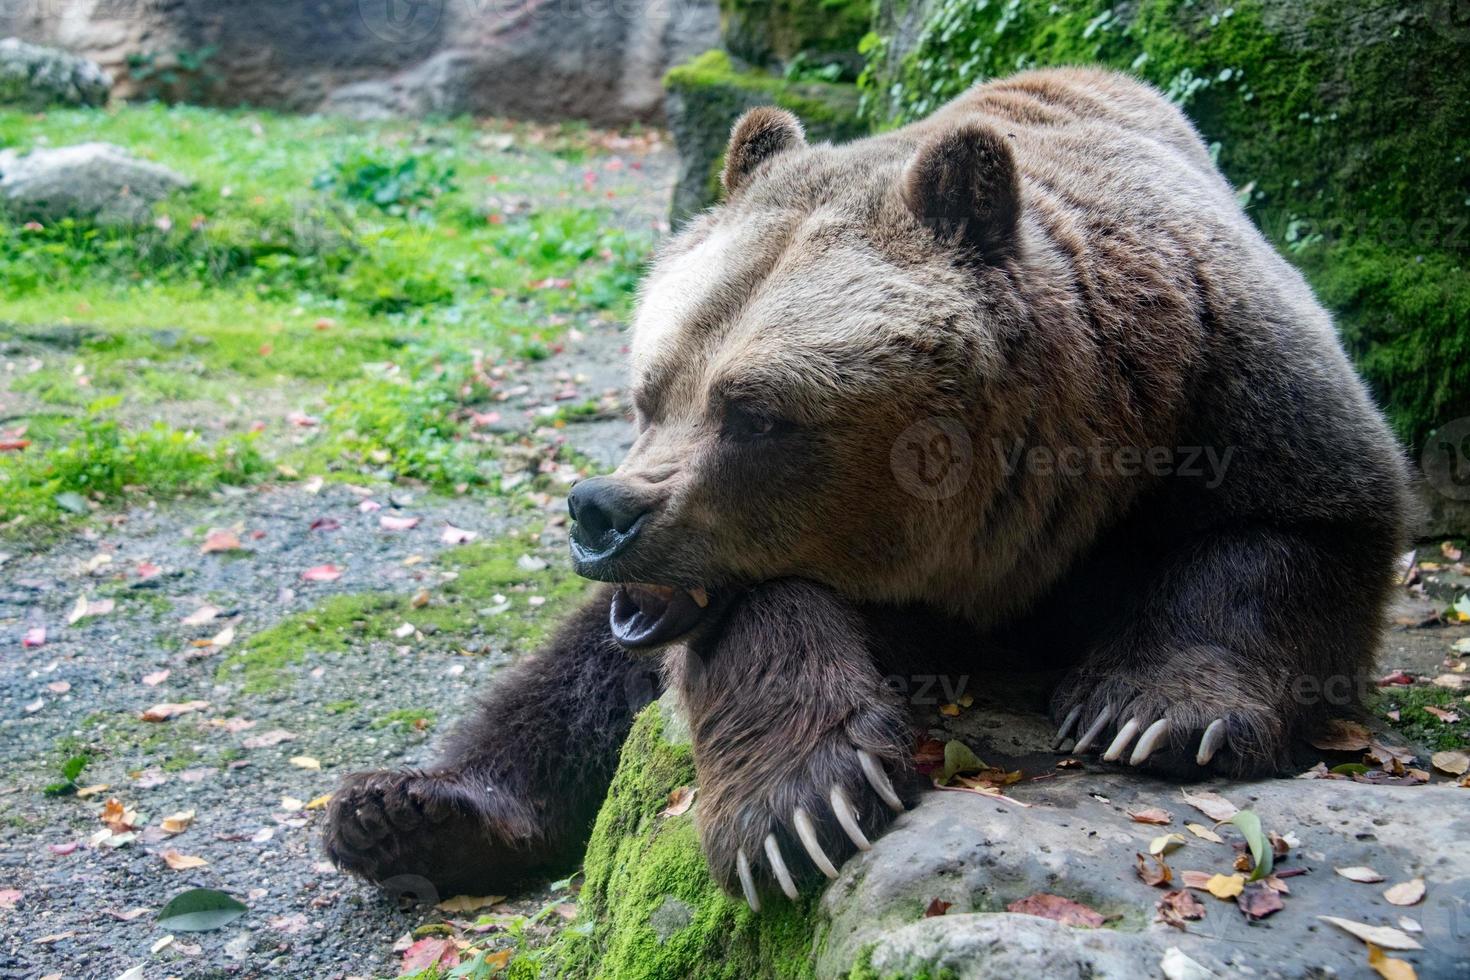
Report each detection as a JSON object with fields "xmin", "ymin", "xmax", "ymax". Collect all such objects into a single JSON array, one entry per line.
[
  {"xmin": 301, "ymin": 564, "xmax": 343, "ymax": 582},
  {"xmin": 1006, "ymin": 893, "xmax": 1105, "ymax": 928},
  {"xmin": 924, "ymin": 898, "xmax": 952, "ymax": 917},
  {"xmin": 0, "ymin": 439, "xmax": 30, "ymax": 451},
  {"xmin": 1236, "ymin": 881, "xmax": 1285, "ymax": 920},
  {"xmin": 401, "ymin": 936, "xmax": 460, "ymax": 973}
]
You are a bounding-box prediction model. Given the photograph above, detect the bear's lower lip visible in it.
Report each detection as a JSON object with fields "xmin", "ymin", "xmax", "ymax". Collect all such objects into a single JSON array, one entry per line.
[{"xmin": 610, "ymin": 584, "xmax": 708, "ymax": 648}]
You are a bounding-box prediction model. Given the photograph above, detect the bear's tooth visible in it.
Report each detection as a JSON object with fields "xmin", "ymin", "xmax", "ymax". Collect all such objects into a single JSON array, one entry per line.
[{"xmin": 689, "ymin": 587, "xmax": 709, "ymax": 608}]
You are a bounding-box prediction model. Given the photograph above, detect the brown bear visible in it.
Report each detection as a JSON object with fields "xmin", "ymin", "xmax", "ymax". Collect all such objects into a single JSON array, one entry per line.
[{"xmin": 324, "ymin": 67, "xmax": 1410, "ymax": 909}]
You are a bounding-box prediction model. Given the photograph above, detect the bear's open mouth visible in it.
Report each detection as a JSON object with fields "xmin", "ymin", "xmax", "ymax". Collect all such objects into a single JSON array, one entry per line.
[{"xmin": 610, "ymin": 584, "xmax": 709, "ymax": 648}]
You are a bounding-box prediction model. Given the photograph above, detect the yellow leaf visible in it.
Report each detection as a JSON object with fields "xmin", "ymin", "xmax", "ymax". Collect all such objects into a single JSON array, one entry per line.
[
  {"xmin": 435, "ymin": 894, "xmax": 507, "ymax": 914},
  {"xmin": 1369, "ymin": 943, "xmax": 1418, "ymax": 980},
  {"xmin": 484, "ymin": 949, "xmax": 512, "ymax": 970},
  {"xmin": 1149, "ymin": 833, "xmax": 1187, "ymax": 856},
  {"xmin": 1185, "ymin": 822, "xmax": 1223, "ymax": 843},
  {"xmin": 75, "ymin": 784, "xmax": 110, "ymax": 799},
  {"xmin": 162, "ymin": 850, "xmax": 208, "ymax": 870},
  {"xmin": 1206, "ymin": 873, "xmax": 1245, "ymax": 899},
  {"xmin": 160, "ymin": 809, "xmax": 195, "ymax": 834},
  {"xmin": 305, "ymin": 794, "xmax": 333, "ymax": 811},
  {"xmin": 938, "ymin": 703, "xmax": 960, "ymax": 717},
  {"xmin": 289, "ymin": 756, "xmax": 321, "ymax": 771}
]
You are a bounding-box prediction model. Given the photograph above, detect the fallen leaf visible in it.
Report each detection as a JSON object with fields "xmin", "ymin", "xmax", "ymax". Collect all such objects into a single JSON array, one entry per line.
[
  {"xmin": 1006, "ymin": 892, "xmax": 1104, "ymax": 928},
  {"xmin": 66, "ymin": 596, "xmax": 115, "ymax": 624},
  {"xmin": 1423, "ymin": 706, "xmax": 1460, "ymax": 723},
  {"xmin": 1227, "ymin": 810, "xmax": 1273, "ymax": 880},
  {"xmin": 1318, "ymin": 915, "xmax": 1423, "ymax": 950},
  {"xmin": 200, "ymin": 530, "xmax": 242, "ymax": 554},
  {"xmin": 1159, "ymin": 946, "xmax": 1213, "ymax": 980},
  {"xmin": 434, "ymin": 894, "xmax": 509, "ymax": 915},
  {"xmin": 242, "ymin": 729, "xmax": 296, "ymax": 749},
  {"xmin": 1337, "ymin": 866, "xmax": 1386, "ymax": 883},
  {"xmin": 1155, "ymin": 889, "xmax": 1205, "ymax": 929},
  {"xmin": 22, "ymin": 626, "xmax": 45, "ymax": 648},
  {"xmin": 1431, "ymin": 673, "xmax": 1467, "ymax": 690},
  {"xmin": 46, "ymin": 680, "xmax": 70, "ymax": 694},
  {"xmin": 32, "ymin": 932, "xmax": 74, "ymax": 944},
  {"xmin": 1383, "ymin": 879, "xmax": 1426, "ymax": 906},
  {"xmin": 161, "ymin": 810, "xmax": 195, "ymax": 835},
  {"xmin": 1184, "ymin": 823, "xmax": 1224, "ymax": 844},
  {"xmin": 1150, "ymin": 833, "xmax": 1187, "ymax": 856},
  {"xmin": 156, "ymin": 888, "xmax": 247, "ymax": 932},
  {"xmin": 304, "ymin": 794, "xmax": 333, "ymax": 811},
  {"xmin": 206, "ymin": 625, "xmax": 235, "ymax": 648},
  {"xmin": 659, "ymin": 786, "xmax": 696, "ymax": 818},
  {"xmin": 301, "ymin": 564, "xmax": 343, "ymax": 582},
  {"xmin": 401, "ymin": 936, "xmax": 460, "ymax": 973},
  {"xmin": 181, "ymin": 605, "xmax": 221, "ymax": 627},
  {"xmin": 100, "ymin": 798, "xmax": 139, "ymax": 833},
  {"xmin": 1136, "ymin": 852, "xmax": 1173, "ymax": 887},
  {"xmin": 0, "ymin": 889, "xmax": 20, "ymax": 910},
  {"xmin": 1369, "ymin": 942, "xmax": 1418, "ymax": 980},
  {"xmin": 1206, "ymin": 873, "xmax": 1245, "ymax": 900},
  {"xmin": 1310, "ymin": 718, "xmax": 1374, "ymax": 752},
  {"xmin": 1179, "ymin": 870, "xmax": 1214, "ymax": 890},
  {"xmin": 939, "ymin": 740, "xmax": 987, "ymax": 784},
  {"xmin": 1128, "ymin": 806, "xmax": 1173, "ymax": 825},
  {"xmin": 162, "ymin": 850, "xmax": 208, "ymax": 870},
  {"xmin": 308, "ymin": 516, "xmax": 339, "ymax": 533},
  {"xmin": 1431, "ymin": 750, "xmax": 1469, "ymax": 776},
  {"xmin": 379, "ymin": 514, "xmax": 420, "ymax": 531},
  {"xmin": 142, "ymin": 670, "xmax": 171, "ymax": 687},
  {"xmin": 1181, "ymin": 788, "xmax": 1238, "ymax": 822},
  {"xmin": 440, "ymin": 525, "xmax": 478, "ymax": 544},
  {"xmin": 141, "ymin": 700, "xmax": 209, "ymax": 722},
  {"xmin": 288, "ymin": 756, "xmax": 321, "ymax": 771},
  {"xmin": 1236, "ymin": 881, "xmax": 1285, "ymax": 919}
]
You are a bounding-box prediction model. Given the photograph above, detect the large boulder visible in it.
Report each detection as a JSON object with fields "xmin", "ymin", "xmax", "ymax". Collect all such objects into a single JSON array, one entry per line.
[
  {"xmin": 663, "ymin": 50, "xmax": 867, "ymax": 225},
  {"xmin": 1, "ymin": 0, "xmax": 720, "ymax": 124},
  {"xmin": 0, "ymin": 142, "xmax": 191, "ymax": 225},
  {"xmin": 0, "ymin": 37, "xmax": 110, "ymax": 108}
]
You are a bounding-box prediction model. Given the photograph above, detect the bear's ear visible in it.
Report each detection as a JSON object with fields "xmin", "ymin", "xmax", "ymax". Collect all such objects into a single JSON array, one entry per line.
[
  {"xmin": 721, "ymin": 106, "xmax": 807, "ymax": 196},
  {"xmin": 901, "ymin": 123, "xmax": 1020, "ymax": 264}
]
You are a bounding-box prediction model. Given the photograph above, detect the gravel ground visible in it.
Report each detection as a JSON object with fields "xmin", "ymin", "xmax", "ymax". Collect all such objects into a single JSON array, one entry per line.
[{"xmin": 0, "ymin": 145, "xmax": 666, "ymax": 979}]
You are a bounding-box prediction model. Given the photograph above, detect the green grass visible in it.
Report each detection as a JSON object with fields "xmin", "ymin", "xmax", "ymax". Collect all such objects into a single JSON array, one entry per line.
[
  {"xmin": 216, "ymin": 533, "xmax": 590, "ymax": 693},
  {"xmin": 1374, "ymin": 685, "xmax": 1470, "ymax": 752},
  {"xmin": 0, "ymin": 103, "xmax": 650, "ymax": 536}
]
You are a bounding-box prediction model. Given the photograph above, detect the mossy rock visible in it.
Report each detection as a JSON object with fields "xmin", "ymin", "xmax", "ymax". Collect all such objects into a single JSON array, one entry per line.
[
  {"xmin": 534, "ymin": 695, "xmax": 820, "ymax": 979},
  {"xmin": 721, "ymin": 0, "xmax": 876, "ymax": 76},
  {"xmin": 860, "ymin": 0, "xmax": 1469, "ymax": 458},
  {"xmin": 663, "ymin": 49, "xmax": 869, "ymax": 225}
]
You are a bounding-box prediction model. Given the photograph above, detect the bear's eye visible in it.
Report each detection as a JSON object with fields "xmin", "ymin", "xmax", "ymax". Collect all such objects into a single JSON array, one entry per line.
[{"xmin": 722, "ymin": 403, "xmax": 789, "ymax": 442}]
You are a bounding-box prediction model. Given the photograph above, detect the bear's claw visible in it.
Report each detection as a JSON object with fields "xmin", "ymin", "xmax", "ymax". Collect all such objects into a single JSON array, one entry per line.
[{"xmin": 1057, "ymin": 712, "xmax": 1228, "ymax": 767}]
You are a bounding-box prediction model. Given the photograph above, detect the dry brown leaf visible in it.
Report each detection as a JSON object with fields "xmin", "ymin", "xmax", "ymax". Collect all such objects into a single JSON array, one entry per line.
[
  {"xmin": 1431, "ymin": 673, "xmax": 1467, "ymax": 690},
  {"xmin": 1180, "ymin": 870, "xmax": 1214, "ymax": 890},
  {"xmin": 1184, "ymin": 822, "xmax": 1224, "ymax": 844},
  {"xmin": 162, "ymin": 849, "xmax": 208, "ymax": 870},
  {"xmin": 1318, "ymin": 916, "xmax": 1423, "ymax": 951},
  {"xmin": 181, "ymin": 605, "xmax": 220, "ymax": 627},
  {"xmin": 200, "ymin": 530, "xmax": 242, "ymax": 554},
  {"xmin": 1135, "ymin": 852, "xmax": 1173, "ymax": 887},
  {"xmin": 1180, "ymin": 789, "xmax": 1238, "ymax": 822},
  {"xmin": 1383, "ymin": 879, "xmax": 1426, "ymax": 907},
  {"xmin": 658, "ymin": 786, "xmax": 696, "ymax": 818},
  {"xmin": 1206, "ymin": 873, "xmax": 1245, "ymax": 900},
  {"xmin": 1155, "ymin": 889, "xmax": 1206, "ymax": 930},
  {"xmin": 1423, "ymin": 706, "xmax": 1460, "ymax": 723},
  {"xmin": 100, "ymin": 798, "xmax": 139, "ymax": 833},
  {"xmin": 924, "ymin": 898, "xmax": 952, "ymax": 917},
  {"xmin": 435, "ymin": 895, "xmax": 507, "ymax": 914},
  {"xmin": 142, "ymin": 670, "xmax": 171, "ymax": 687},
  {"xmin": 1309, "ymin": 718, "xmax": 1374, "ymax": 752},
  {"xmin": 1369, "ymin": 942, "xmax": 1418, "ymax": 980},
  {"xmin": 1336, "ymin": 866, "xmax": 1386, "ymax": 883},
  {"xmin": 1005, "ymin": 893, "xmax": 1104, "ymax": 928},
  {"xmin": 160, "ymin": 810, "xmax": 195, "ymax": 835},
  {"xmin": 1431, "ymin": 750, "xmax": 1469, "ymax": 776},
  {"xmin": 1236, "ymin": 881, "xmax": 1285, "ymax": 919},
  {"xmin": 140, "ymin": 700, "xmax": 208, "ymax": 722},
  {"xmin": 1127, "ymin": 806, "xmax": 1172, "ymax": 825}
]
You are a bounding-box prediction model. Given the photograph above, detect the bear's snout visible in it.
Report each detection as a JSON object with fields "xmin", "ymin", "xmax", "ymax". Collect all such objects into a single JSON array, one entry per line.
[{"xmin": 567, "ymin": 476, "xmax": 651, "ymax": 573}]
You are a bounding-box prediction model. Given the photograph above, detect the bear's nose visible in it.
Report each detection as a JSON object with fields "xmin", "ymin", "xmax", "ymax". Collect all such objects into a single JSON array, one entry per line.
[{"xmin": 568, "ymin": 477, "xmax": 649, "ymax": 567}]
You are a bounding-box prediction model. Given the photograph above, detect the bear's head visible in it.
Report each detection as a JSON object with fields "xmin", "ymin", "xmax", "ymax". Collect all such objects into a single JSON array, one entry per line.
[{"xmin": 569, "ymin": 106, "xmax": 1028, "ymax": 648}]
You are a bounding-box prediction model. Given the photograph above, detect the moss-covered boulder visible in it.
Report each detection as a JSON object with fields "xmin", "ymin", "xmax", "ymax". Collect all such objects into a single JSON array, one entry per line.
[
  {"xmin": 859, "ymin": 0, "xmax": 1469, "ymax": 465},
  {"xmin": 720, "ymin": 0, "xmax": 875, "ymax": 77},
  {"xmin": 664, "ymin": 50, "xmax": 869, "ymax": 225},
  {"xmin": 536, "ymin": 695, "xmax": 820, "ymax": 979}
]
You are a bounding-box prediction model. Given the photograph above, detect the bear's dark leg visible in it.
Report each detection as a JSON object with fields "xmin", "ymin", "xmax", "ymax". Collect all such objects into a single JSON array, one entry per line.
[
  {"xmin": 669, "ymin": 579, "xmax": 917, "ymax": 910},
  {"xmin": 324, "ymin": 586, "xmax": 660, "ymax": 897},
  {"xmin": 1050, "ymin": 523, "xmax": 1396, "ymax": 777}
]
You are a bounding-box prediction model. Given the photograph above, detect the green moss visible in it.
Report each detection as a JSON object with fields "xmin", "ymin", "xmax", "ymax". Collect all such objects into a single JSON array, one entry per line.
[
  {"xmin": 721, "ymin": 0, "xmax": 875, "ymax": 73},
  {"xmin": 539, "ymin": 704, "xmax": 819, "ymax": 979},
  {"xmin": 215, "ymin": 534, "xmax": 590, "ymax": 692},
  {"xmin": 863, "ymin": 0, "xmax": 1468, "ymax": 448},
  {"xmin": 1373, "ymin": 685, "xmax": 1470, "ymax": 752},
  {"xmin": 372, "ymin": 708, "xmax": 438, "ymax": 731}
]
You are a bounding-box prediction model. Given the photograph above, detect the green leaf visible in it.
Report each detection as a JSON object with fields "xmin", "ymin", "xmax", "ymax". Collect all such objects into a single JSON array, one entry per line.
[
  {"xmin": 940, "ymin": 740, "xmax": 987, "ymax": 785},
  {"xmin": 1330, "ymin": 762, "xmax": 1371, "ymax": 775},
  {"xmin": 60, "ymin": 754, "xmax": 89, "ymax": 782},
  {"xmin": 157, "ymin": 888, "xmax": 248, "ymax": 932},
  {"xmin": 54, "ymin": 491, "xmax": 89, "ymax": 514},
  {"xmin": 1227, "ymin": 810, "xmax": 1274, "ymax": 881}
]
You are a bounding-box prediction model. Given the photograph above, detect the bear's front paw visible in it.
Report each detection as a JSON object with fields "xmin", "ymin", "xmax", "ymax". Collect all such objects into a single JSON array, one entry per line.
[
  {"xmin": 698, "ymin": 737, "xmax": 913, "ymax": 911},
  {"xmin": 324, "ymin": 768, "xmax": 542, "ymax": 898}
]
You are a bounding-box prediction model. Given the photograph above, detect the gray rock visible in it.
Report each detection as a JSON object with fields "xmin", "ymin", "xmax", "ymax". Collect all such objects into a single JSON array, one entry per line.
[
  {"xmin": 0, "ymin": 142, "xmax": 191, "ymax": 225},
  {"xmin": 0, "ymin": 36, "xmax": 110, "ymax": 108},
  {"xmin": 649, "ymin": 895, "xmax": 695, "ymax": 943}
]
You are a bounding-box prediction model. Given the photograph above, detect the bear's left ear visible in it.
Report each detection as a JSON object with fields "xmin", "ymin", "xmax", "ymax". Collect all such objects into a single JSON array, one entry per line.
[
  {"xmin": 722, "ymin": 106, "xmax": 807, "ymax": 196},
  {"xmin": 901, "ymin": 123, "xmax": 1020, "ymax": 264}
]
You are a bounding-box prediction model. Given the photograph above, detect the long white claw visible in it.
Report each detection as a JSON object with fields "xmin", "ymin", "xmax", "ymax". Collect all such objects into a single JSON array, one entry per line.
[
  {"xmin": 1197, "ymin": 718, "xmax": 1227, "ymax": 766},
  {"xmin": 1102, "ymin": 717, "xmax": 1142, "ymax": 762},
  {"xmin": 1053, "ymin": 705, "xmax": 1083, "ymax": 750},
  {"xmin": 830, "ymin": 785, "xmax": 872, "ymax": 851},
  {"xmin": 858, "ymin": 750, "xmax": 904, "ymax": 812},
  {"xmin": 1129, "ymin": 718, "xmax": 1171, "ymax": 766},
  {"xmin": 794, "ymin": 807, "xmax": 839, "ymax": 879},
  {"xmin": 737, "ymin": 848, "xmax": 760, "ymax": 912},
  {"xmin": 1072, "ymin": 705, "xmax": 1114, "ymax": 754},
  {"xmin": 764, "ymin": 833, "xmax": 799, "ymax": 900}
]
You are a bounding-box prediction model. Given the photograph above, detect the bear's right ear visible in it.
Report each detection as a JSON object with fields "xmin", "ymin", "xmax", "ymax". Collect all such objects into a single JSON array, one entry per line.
[
  {"xmin": 902, "ymin": 123, "xmax": 1020, "ymax": 264},
  {"xmin": 721, "ymin": 107, "xmax": 806, "ymax": 196}
]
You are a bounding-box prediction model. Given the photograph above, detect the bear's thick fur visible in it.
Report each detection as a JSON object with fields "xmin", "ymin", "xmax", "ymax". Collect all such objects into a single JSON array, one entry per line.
[{"xmin": 325, "ymin": 68, "xmax": 1409, "ymax": 905}]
